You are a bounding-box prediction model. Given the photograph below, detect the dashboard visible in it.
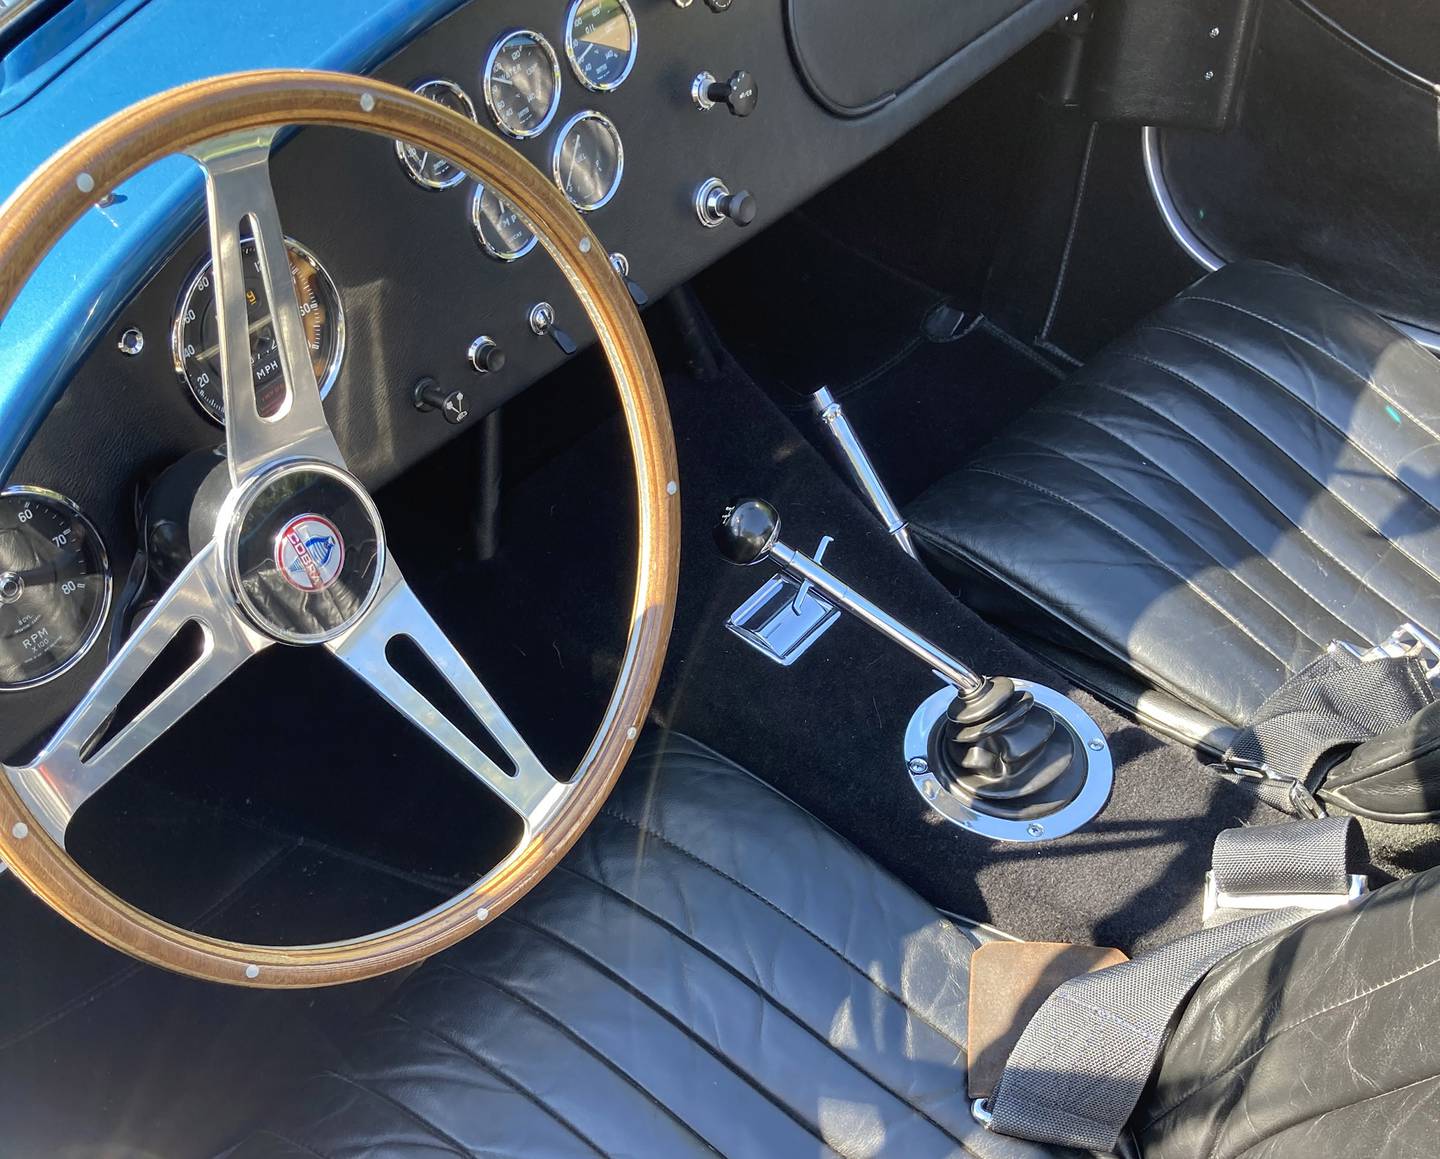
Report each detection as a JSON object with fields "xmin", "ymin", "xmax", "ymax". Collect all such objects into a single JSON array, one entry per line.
[{"xmin": 0, "ymin": 0, "xmax": 1071, "ymax": 759}]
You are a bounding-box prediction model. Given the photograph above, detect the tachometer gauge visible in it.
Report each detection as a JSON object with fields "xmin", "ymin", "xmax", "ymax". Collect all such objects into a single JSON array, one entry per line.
[
  {"xmin": 173, "ymin": 237, "xmax": 344, "ymax": 426},
  {"xmin": 396, "ymin": 78, "xmax": 478, "ymax": 189},
  {"xmin": 0, "ymin": 487, "xmax": 110, "ymax": 690},
  {"xmin": 565, "ymin": 0, "xmax": 638, "ymax": 92},
  {"xmin": 551, "ymin": 111, "xmax": 624, "ymax": 211},
  {"xmin": 471, "ymin": 182, "xmax": 538, "ymax": 261},
  {"xmin": 483, "ymin": 30, "xmax": 561, "ymax": 139}
]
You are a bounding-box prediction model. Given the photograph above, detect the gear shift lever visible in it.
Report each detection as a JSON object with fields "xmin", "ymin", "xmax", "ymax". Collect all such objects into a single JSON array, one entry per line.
[{"xmin": 716, "ymin": 499, "xmax": 1113, "ymax": 841}]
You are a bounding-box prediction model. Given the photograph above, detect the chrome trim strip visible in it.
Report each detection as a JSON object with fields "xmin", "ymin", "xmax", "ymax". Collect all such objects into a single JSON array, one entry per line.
[{"xmin": 1141, "ymin": 125, "xmax": 1440, "ymax": 353}]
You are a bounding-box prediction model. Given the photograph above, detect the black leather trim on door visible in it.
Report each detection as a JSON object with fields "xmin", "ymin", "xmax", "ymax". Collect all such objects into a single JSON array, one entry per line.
[{"xmin": 1154, "ymin": 0, "xmax": 1440, "ymax": 334}]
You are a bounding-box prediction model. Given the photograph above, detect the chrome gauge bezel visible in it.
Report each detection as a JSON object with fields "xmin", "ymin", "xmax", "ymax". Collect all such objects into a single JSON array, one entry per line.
[
  {"xmin": 482, "ymin": 29, "xmax": 563, "ymax": 140},
  {"xmin": 470, "ymin": 182, "xmax": 539, "ymax": 262},
  {"xmin": 0, "ymin": 485, "xmax": 113, "ymax": 692},
  {"xmin": 171, "ymin": 235, "xmax": 346, "ymax": 428},
  {"xmin": 564, "ymin": 0, "xmax": 639, "ymax": 93},
  {"xmin": 551, "ymin": 110, "xmax": 625, "ymax": 212},
  {"xmin": 395, "ymin": 77, "xmax": 478, "ymax": 190}
]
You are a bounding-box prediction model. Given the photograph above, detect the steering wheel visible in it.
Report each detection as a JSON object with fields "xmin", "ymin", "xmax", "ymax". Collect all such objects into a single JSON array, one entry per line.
[{"xmin": 0, "ymin": 72, "xmax": 679, "ymax": 986}]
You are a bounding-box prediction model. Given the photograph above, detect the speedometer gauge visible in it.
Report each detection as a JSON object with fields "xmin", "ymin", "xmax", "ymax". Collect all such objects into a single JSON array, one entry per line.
[
  {"xmin": 552, "ymin": 111, "xmax": 624, "ymax": 211},
  {"xmin": 173, "ymin": 237, "xmax": 344, "ymax": 426},
  {"xmin": 0, "ymin": 487, "xmax": 110, "ymax": 690},
  {"xmin": 565, "ymin": 0, "xmax": 637, "ymax": 92},
  {"xmin": 483, "ymin": 30, "xmax": 561, "ymax": 139}
]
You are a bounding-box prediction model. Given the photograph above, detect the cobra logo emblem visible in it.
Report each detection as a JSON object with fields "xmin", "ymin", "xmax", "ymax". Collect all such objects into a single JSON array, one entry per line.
[{"xmin": 274, "ymin": 514, "xmax": 346, "ymax": 593}]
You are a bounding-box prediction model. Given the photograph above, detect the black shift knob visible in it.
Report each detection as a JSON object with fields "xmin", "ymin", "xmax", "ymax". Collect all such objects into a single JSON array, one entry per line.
[{"xmin": 715, "ymin": 499, "xmax": 780, "ymax": 565}]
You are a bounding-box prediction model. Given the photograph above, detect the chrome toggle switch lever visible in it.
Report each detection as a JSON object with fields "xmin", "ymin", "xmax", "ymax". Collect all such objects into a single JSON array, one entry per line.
[{"xmin": 715, "ymin": 499, "xmax": 1114, "ymax": 841}]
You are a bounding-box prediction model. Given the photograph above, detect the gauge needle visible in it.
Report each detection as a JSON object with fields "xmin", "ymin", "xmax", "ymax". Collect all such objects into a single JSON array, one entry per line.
[
  {"xmin": 193, "ymin": 313, "xmax": 273, "ymax": 363},
  {"xmin": 492, "ymin": 72, "xmax": 516, "ymax": 87},
  {"xmin": 566, "ymin": 140, "xmax": 579, "ymax": 191},
  {"xmin": 578, "ymin": 41, "xmax": 595, "ymax": 63}
]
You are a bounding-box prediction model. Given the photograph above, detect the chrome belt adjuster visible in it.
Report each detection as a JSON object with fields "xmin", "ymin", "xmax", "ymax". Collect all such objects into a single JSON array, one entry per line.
[
  {"xmin": 1335, "ymin": 621, "xmax": 1440, "ymax": 684},
  {"xmin": 1202, "ymin": 870, "xmax": 1368, "ymax": 923}
]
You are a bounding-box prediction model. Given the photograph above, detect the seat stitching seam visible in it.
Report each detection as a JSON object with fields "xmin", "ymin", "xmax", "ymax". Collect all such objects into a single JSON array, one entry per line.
[
  {"xmin": 497, "ymin": 911, "xmax": 847, "ymax": 1158},
  {"xmin": 428, "ymin": 959, "xmax": 726, "ymax": 1158},
  {"xmin": 1006, "ymin": 429, "xmax": 1326, "ymax": 653},
  {"xmin": 963, "ymin": 464, "xmax": 1291, "ymax": 667},
  {"xmin": 315, "ymin": 1069, "xmax": 471, "ymax": 1157},
  {"xmin": 906, "ymin": 522, "xmax": 1205, "ymax": 709},
  {"xmin": 248, "ymin": 1128, "xmax": 335, "ymax": 1159},
  {"xmin": 1139, "ymin": 320, "xmax": 1440, "ymax": 588},
  {"xmin": 596, "ymin": 805, "xmax": 970, "ymax": 1055},
  {"xmin": 1114, "ymin": 341, "xmax": 1440, "ymax": 599},
  {"xmin": 387, "ymin": 1011, "xmax": 608, "ymax": 1157},
  {"xmin": 553, "ymin": 862, "xmax": 980, "ymax": 1155},
  {"xmin": 1046, "ymin": 383, "xmax": 1412, "ymax": 632},
  {"xmin": 1175, "ymin": 294, "xmax": 1440, "ymax": 445},
  {"xmin": 1143, "ymin": 319, "xmax": 1439, "ymax": 511},
  {"xmin": 1143, "ymin": 947, "xmax": 1440, "ymax": 1129},
  {"xmin": 1030, "ymin": 403, "xmax": 1375, "ymax": 643},
  {"xmin": 1224, "ymin": 1069, "xmax": 1440, "ymax": 1159}
]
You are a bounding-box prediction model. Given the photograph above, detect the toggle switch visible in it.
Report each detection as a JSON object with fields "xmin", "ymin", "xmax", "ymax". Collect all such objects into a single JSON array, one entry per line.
[
  {"xmin": 529, "ymin": 301, "xmax": 578, "ymax": 355},
  {"xmin": 692, "ymin": 69, "xmax": 758, "ymax": 116}
]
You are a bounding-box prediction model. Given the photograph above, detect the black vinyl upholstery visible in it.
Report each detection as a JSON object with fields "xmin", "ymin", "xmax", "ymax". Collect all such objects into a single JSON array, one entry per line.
[
  {"xmin": 227, "ymin": 734, "xmax": 1440, "ymax": 1158},
  {"xmin": 227, "ymin": 734, "xmax": 1065, "ymax": 1159},
  {"xmin": 908, "ymin": 261, "xmax": 1440, "ymax": 729}
]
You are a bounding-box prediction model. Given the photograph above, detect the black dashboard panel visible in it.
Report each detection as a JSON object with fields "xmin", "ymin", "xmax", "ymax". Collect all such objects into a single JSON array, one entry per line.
[
  {"xmin": 785, "ymin": 0, "xmax": 1044, "ymax": 116},
  {"xmin": 2, "ymin": 0, "xmax": 1066, "ymax": 752}
]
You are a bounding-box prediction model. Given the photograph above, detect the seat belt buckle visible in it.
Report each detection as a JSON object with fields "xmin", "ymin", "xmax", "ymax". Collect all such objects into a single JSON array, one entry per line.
[
  {"xmin": 1226, "ymin": 757, "xmax": 1326, "ymax": 819},
  {"xmin": 1202, "ymin": 869, "xmax": 1368, "ymax": 923},
  {"xmin": 1335, "ymin": 622, "xmax": 1440, "ymax": 684}
]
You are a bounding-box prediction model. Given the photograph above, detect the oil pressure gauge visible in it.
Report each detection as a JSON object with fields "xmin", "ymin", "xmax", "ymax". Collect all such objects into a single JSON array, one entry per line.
[
  {"xmin": 0, "ymin": 487, "xmax": 111, "ymax": 690},
  {"xmin": 552, "ymin": 111, "xmax": 624, "ymax": 211}
]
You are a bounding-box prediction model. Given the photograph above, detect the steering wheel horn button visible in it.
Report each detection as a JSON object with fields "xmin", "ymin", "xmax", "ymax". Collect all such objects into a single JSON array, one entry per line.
[
  {"xmin": 225, "ymin": 461, "xmax": 386, "ymax": 645},
  {"xmin": 274, "ymin": 514, "xmax": 346, "ymax": 593}
]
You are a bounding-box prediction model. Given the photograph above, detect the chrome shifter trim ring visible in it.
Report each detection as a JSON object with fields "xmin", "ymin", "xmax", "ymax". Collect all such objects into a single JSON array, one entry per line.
[{"xmin": 904, "ymin": 681, "xmax": 1113, "ymax": 842}]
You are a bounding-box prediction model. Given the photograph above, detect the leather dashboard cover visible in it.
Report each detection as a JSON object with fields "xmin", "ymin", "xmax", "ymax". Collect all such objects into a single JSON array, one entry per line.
[{"xmin": 785, "ymin": 0, "xmax": 1045, "ymax": 116}]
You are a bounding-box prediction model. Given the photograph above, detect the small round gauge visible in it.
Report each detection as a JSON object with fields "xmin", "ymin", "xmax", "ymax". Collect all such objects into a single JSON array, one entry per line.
[
  {"xmin": 470, "ymin": 183, "xmax": 538, "ymax": 261},
  {"xmin": 483, "ymin": 30, "xmax": 562, "ymax": 139},
  {"xmin": 0, "ymin": 487, "xmax": 111, "ymax": 690},
  {"xmin": 565, "ymin": 0, "xmax": 638, "ymax": 92},
  {"xmin": 551, "ymin": 111, "xmax": 624, "ymax": 212},
  {"xmin": 396, "ymin": 78, "xmax": 478, "ymax": 189},
  {"xmin": 173, "ymin": 238, "xmax": 345, "ymax": 426}
]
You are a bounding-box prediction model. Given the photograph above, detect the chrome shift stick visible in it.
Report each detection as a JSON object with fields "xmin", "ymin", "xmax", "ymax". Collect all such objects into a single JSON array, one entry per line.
[{"xmin": 715, "ymin": 498, "xmax": 1114, "ymax": 842}]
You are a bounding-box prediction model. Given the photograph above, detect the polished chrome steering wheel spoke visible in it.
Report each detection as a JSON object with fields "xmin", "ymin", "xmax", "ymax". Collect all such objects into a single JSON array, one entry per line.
[
  {"xmin": 190, "ymin": 129, "xmax": 345, "ymax": 483},
  {"xmin": 4, "ymin": 544, "xmax": 271, "ymax": 843},
  {"xmin": 327, "ymin": 559, "xmax": 562, "ymax": 825}
]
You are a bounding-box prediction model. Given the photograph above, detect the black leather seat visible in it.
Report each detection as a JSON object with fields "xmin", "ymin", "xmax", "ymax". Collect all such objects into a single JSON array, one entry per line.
[
  {"xmin": 908, "ymin": 261, "xmax": 1440, "ymax": 737},
  {"xmin": 228, "ymin": 734, "xmax": 1440, "ymax": 1158}
]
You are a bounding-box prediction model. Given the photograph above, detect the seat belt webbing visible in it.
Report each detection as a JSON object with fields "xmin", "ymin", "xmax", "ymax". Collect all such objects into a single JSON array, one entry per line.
[{"xmin": 986, "ymin": 817, "xmax": 1357, "ymax": 1154}]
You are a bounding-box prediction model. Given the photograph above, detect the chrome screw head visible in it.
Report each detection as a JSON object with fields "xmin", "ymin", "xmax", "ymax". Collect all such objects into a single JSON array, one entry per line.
[
  {"xmin": 907, "ymin": 757, "xmax": 929, "ymax": 775},
  {"xmin": 1027, "ymin": 823, "xmax": 1045, "ymax": 838},
  {"xmin": 1089, "ymin": 737, "xmax": 1105, "ymax": 751}
]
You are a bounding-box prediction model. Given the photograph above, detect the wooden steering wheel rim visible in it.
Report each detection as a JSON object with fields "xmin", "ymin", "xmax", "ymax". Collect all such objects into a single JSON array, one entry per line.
[{"xmin": 0, "ymin": 71, "xmax": 680, "ymax": 987}]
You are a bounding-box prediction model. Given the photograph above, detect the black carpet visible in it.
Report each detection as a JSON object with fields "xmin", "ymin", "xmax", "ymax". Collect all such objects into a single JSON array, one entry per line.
[
  {"xmin": 462, "ymin": 334, "xmax": 1289, "ymax": 955},
  {"xmin": 695, "ymin": 213, "xmax": 1064, "ymax": 507}
]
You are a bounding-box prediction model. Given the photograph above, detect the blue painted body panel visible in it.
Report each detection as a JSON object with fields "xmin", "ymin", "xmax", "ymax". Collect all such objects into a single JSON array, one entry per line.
[{"xmin": 0, "ymin": 0, "xmax": 465, "ymax": 478}]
